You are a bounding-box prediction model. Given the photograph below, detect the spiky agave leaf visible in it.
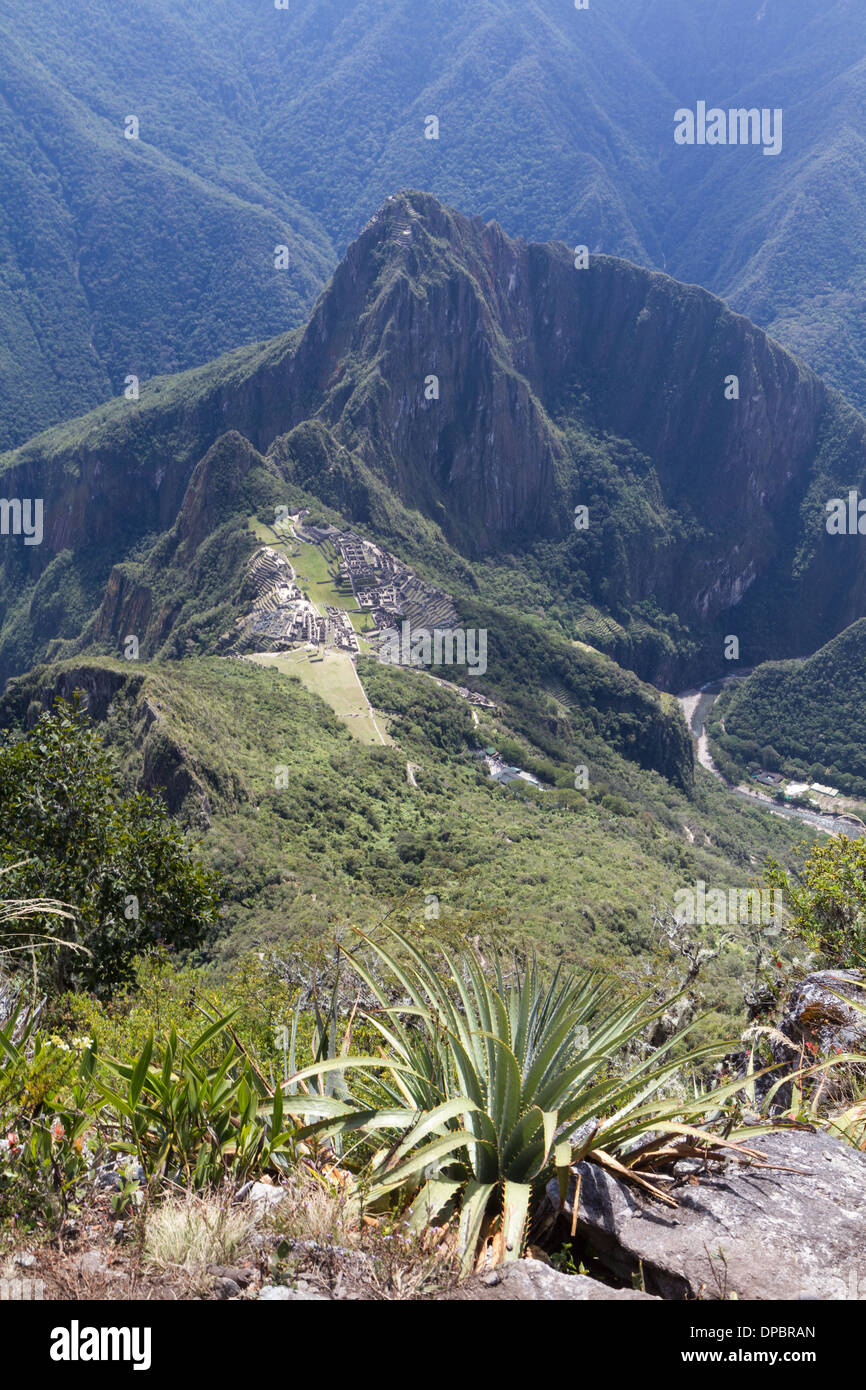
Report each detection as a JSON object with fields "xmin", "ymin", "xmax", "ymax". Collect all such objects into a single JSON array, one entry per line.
[{"xmin": 286, "ymin": 927, "xmax": 744, "ymax": 1270}]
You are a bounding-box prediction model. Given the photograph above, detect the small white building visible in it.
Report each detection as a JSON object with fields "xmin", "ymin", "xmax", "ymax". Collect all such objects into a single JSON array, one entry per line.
[{"xmin": 785, "ymin": 782, "xmax": 810, "ymax": 799}]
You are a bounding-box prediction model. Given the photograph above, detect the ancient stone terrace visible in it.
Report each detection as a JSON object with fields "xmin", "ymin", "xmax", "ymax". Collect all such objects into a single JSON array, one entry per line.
[
  {"xmin": 218, "ymin": 546, "xmax": 327, "ymax": 654},
  {"xmin": 248, "ymin": 546, "xmax": 296, "ymax": 599},
  {"xmin": 337, "ymin": 534, "xmax": 398, "ymax": 591},
  {"xmin": 336, "ymin": 532, "xmax": 458, "ymax": 634},
  {"xmin": 325, "ymin": 606, "xmax": 360, "ymax": 653},
  {"xmin": 221, "ymin": 527, "xmax": 460, "ymax": 661}
]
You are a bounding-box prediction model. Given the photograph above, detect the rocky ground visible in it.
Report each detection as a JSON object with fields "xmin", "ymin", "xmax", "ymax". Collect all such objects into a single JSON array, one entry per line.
[
  {"xmin": 4, "ymin": 971, "xmax": 864, "ymax": 1303},
  {"xmin": 7, "ymin": 1128, "xmax": 865, "ymax": 1303}
]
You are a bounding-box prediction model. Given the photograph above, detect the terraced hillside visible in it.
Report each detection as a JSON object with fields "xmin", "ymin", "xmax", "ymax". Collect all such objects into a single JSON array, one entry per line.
[{"xmin": 3, "ymin": 193, "xmax": 866, "ymax": 698}]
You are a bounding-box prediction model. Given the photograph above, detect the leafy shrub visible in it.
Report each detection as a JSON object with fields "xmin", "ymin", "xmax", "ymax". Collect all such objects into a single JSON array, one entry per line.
[
  {"xmin": 767, "ymin": 837, "xmax": 866, "ymax": 968},
  {"xmin": 94, "ymin": 1014, "xmax": 297, "ymax": 1188},
  {"xmin": 0, "ymin": 696, "xmax": 220, "ymax": 994},
  {"xmin": 0, "ymin": 1001, "xmax": 300, "ymax": 1245},
  {"xmin": 0, "ymin": 1006, "xmax": 100, "ymax": 1237}
]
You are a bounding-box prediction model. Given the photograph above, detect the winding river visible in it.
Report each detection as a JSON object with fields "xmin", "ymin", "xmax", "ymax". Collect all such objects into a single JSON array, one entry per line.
[{"xmin": 676, "ymin": 675, "xmax": 865, "ymax": 839}]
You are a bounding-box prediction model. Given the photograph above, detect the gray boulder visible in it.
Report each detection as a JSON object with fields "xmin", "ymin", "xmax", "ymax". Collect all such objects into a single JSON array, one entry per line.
[
  {"xmin": 259, "ymin": 1280, "xmax": 331, "ymax": 1301},
  {"xmin": 776, "ymin": 969, "xmax": 866, "ymax": 1056},
  {"xmin": 548, "ymin": 1130, "xmax": 866, "ymax": 1300},
  {"xmin": 244, "ymin": 1181, "xmax": 285, "ymax": 1211},
  {"xmin": 212, "ymin": 1276, "xmax": 242, "ymax": 1300},
  {"xmin": 441, "ymin": 1259, "xmax": 658, "ymax": 1301}
]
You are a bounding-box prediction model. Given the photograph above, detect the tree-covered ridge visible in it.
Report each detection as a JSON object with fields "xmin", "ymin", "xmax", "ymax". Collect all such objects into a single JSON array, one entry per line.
[
  {"xmin": 710, "ymin": 619, "xmax": 866, "ymax": 797},
  {"xmin": 0, "ymin": 4, "xmax": 335, "ymax": 451}
]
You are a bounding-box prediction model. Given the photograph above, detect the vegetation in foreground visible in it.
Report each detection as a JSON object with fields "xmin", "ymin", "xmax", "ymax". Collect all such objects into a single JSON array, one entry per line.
[
  {"xmin": 2, "ymin": 907, "xmax": 864, "ymax": 1295},
  {"xmin": 0, "ymin": 937, "xmax": 751, "ymax": 1281},
  {"xmin": 0, "ymin": 681, "xmax": 863, "ymax": 1296}
]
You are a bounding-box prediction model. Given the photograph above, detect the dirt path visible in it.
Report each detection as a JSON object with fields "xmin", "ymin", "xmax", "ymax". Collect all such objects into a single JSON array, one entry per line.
[{"xmin": 347, "ymin": 657, "xmax": 387, "ymax": 745}]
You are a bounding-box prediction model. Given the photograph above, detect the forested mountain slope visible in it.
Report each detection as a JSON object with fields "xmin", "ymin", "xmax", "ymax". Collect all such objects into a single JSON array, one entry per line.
[
  {"xmin": 710, "ymin": 620, "xmax": 866, "ymax": 798},
  {"xmin": 3, "ymin": 0, "xmax": 866, "ymax": 446},
  {"xmin": 0, "ymin": 653, "xmax": 811, "ymax": 1031}
]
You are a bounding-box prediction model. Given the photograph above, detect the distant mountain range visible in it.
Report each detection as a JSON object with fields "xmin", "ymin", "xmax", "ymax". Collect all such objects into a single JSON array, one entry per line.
[{"xmin": 3, "ymin": 0, "xmax": 866, "ymax": 448}]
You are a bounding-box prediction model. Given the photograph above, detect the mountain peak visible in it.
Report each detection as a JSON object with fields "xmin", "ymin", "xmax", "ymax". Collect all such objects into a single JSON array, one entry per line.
[{"xmin": 2, "ymin": 193, "xmax": 865, "ymax": 688}]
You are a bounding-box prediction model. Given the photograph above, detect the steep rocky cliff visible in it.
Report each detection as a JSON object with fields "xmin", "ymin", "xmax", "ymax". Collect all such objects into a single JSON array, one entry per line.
[{"xmin": 2, "ymin": 190, "xmax": 865, "ymax": 690}]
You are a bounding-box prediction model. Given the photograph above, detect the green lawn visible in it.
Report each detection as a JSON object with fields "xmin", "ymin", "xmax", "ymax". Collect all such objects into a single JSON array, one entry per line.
[
  {"xmin": 247, "ymin": 649, "xmax": 387, "ymax": 746},
  {"xmin": 250, "ymin": 519, "xmax": 356, "ymax": 616}
]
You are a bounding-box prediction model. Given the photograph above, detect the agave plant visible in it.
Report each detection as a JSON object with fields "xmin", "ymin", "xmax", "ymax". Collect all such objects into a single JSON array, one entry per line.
[{"xmin": 283, "ymin": 928, "xmax": 750, "ymax": 1273}]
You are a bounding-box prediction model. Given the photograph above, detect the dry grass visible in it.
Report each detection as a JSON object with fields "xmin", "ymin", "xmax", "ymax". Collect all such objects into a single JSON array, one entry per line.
[
  {"xmin": 144, "ymin": 1194, "xmax": 253, "ymax": 1276},
  {"xmin": 261, "ymin": 1167, "xmax": 461, "ymax": 1301},
  {"xmin": 0, "ymin": 1170, "xmax": 460, "ymax": 1301}
]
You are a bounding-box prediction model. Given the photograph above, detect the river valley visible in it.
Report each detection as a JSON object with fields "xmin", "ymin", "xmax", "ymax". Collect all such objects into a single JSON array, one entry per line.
[{"xmin": 676, "ymin": 676, "xmax": 865, "ymax": 839}]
